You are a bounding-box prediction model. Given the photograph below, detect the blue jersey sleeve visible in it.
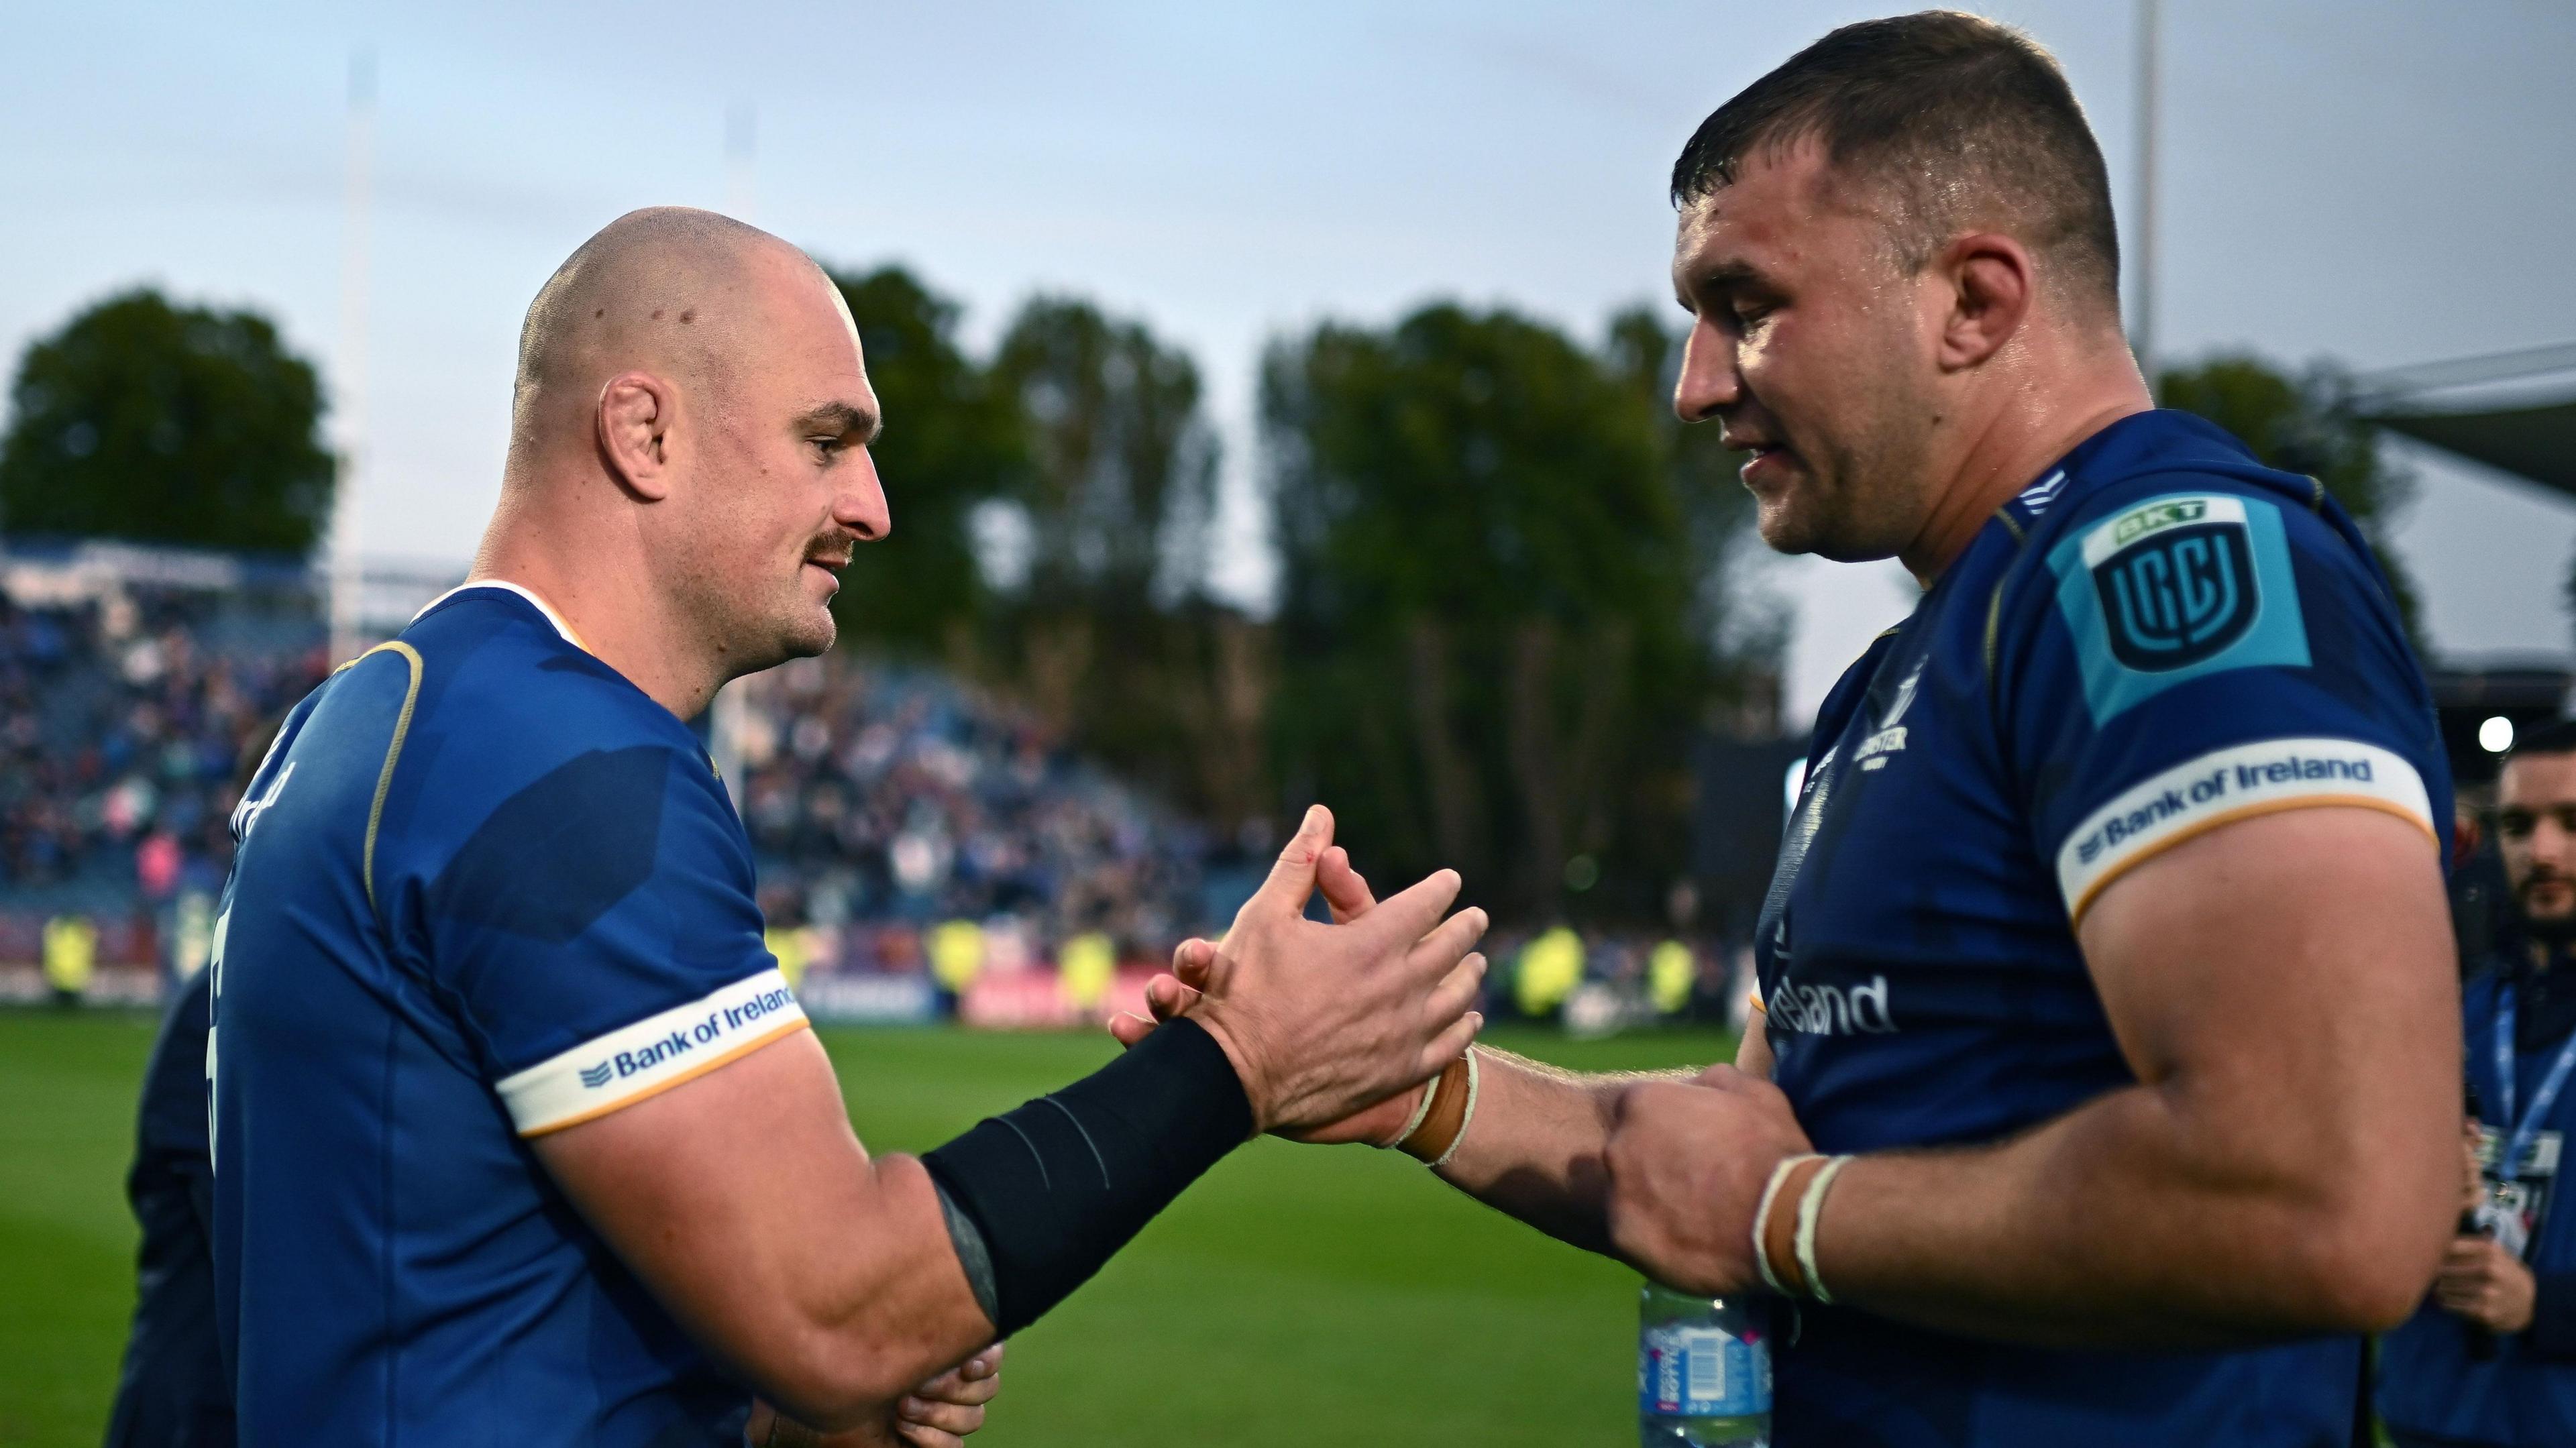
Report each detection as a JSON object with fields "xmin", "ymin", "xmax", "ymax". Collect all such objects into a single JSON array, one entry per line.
[
  {"xmin": 2000, "ymin": 478, "xmax": 2446, "ymax": 924},
  {"xmin": 415, "ymin": 742, "xmax": 803, "ymax": 1136}
]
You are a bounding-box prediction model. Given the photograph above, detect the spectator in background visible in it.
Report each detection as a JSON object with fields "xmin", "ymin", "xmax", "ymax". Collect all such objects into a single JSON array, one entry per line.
[
  {"xmin": 2381, "ymin": 719, "xmax": 2576, "ymax": 1447},
  {"xmin": 729, "ymin": 653, "xmax": 1206, "ymax": 966},
  {"xmin": 42, "ymin": 911, "xmax": 95, "ymax": 1004},
  {"xmin": 0, "ymin": 589, "xmax": 322, "ymax": 899}
]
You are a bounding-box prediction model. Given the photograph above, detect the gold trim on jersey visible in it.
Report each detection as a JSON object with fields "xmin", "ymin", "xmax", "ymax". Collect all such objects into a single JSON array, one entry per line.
[{"xmin": 355, "ymin": 641, "xmax": 425, "ymax": 913}]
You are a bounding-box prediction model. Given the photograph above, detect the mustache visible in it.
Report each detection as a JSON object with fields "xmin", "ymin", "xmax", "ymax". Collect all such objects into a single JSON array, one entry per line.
[{"xmin": 803, "ymin": 532, "xmax": 860, "ymax": 569}]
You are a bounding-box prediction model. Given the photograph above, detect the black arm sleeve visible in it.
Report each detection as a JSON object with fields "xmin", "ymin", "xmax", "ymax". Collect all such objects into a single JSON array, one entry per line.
[
  {"xmin": 2524, "ymin": 1271, "xmax": 2576, "ymax": 1359},
  {"xmin": 920, "ymin": 1017, "xmax": 1252, "ymax": 1336}
]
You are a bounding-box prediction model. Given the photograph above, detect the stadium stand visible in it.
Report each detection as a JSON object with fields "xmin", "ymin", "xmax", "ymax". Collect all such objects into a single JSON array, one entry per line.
[
  {"xmin": 0, "ymin": 543, "xmax": 328, "ymax": 1001},
  {"xmin": 0, "ymin": 541, "xmax": 1737, "ymax": 1026}
]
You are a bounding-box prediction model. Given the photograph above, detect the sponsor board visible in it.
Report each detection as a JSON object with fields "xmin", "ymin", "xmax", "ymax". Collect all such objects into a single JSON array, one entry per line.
[{"xmin": 798, "ymin": 971, "xmax": 941, "ymax": 1025}]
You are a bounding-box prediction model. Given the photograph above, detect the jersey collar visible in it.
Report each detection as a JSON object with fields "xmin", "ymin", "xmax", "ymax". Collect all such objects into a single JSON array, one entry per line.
[
  {"xmin": 411, "ymin": 579, "xmax": 592, "ymax": 653},
  {"xmin": 1996, "ymin": 408, "xmax": 2262, "ymax": 536}
]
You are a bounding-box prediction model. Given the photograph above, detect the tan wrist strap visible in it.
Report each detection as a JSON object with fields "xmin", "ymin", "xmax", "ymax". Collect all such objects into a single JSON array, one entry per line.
[
  {"xmin": 1760, "ymin": 1155, "xmax": 1828, "ymax": 1296},
  {"xmin": 1399, "ymin": 1050, "xmax": 1477, "ymax": 1163}
]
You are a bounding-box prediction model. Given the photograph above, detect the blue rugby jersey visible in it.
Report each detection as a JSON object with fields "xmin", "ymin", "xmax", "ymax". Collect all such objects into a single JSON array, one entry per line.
[
  {"xmin": 209, "ymin": 583, "xmax": 806, "ymax": 1447},
  {"xmin": 1755, "ymin": 410, "xmax": 2449, "ymax": 1447}
]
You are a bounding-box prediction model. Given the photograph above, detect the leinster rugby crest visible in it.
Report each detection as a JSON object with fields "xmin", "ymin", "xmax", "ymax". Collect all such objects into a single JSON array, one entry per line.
[
  {"xmin": 2047, "ymin": 491, "xmax": 2312, "ymax": 724},
  {"xmin": 2090, "ymin": 500, "xmax": 2256, "ymax": 670}
]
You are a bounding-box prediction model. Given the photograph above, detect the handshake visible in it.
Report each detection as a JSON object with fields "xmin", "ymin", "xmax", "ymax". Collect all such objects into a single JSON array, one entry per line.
[
  {"xmin": 755, "ymin": 803, "xmax": 1805, "ymax": 1448},
  {"xmin": 1106, "ymin": 801, "xmax": 1811, "ymax": 1300},
  {"xmin": 1108, "ymin": 803, "xmax": 1494, "ymax": 1144}
]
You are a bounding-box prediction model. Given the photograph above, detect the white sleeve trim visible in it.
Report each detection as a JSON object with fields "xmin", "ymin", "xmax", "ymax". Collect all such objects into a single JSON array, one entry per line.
[
  {"xmin": 2056, "ymin": 736, "xmax": 2435, "ymax": 924},
  {"xmin": 496, "ymin": 968, "xmax": 809, "ymax": 1137}
]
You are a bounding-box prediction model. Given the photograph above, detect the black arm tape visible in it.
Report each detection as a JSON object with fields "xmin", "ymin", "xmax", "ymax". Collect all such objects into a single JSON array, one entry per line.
[{"xmin": 920, "ymin": 1017, "xmax": 1251, "ymax": 1335}]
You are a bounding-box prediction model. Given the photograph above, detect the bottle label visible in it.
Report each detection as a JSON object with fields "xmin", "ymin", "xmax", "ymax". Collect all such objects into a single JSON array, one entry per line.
[{"xmin": 1638, "ymin": 1324, "xmax": 1770, "ymax": 1417}]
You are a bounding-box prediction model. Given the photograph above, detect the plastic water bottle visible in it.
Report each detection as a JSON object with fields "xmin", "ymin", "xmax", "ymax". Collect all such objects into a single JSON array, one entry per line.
[{"xmin": 1639, "ymin": 1280, "xmax": 1770, "ymax": 1447}]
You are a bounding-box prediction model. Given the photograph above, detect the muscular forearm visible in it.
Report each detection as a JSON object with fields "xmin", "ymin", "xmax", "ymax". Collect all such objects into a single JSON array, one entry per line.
[
  {"xmin": 639, "ymin": 1152, "xmax": 991, "ymax": 1429},
  {"xmin": 1815, "ymin": 1077, "xmax": 2440, "ymax": 1348},
  {"xmin": 539, "ymin": 1036, "xmax": 995, "ymax": 1431},
  {"xmin": 1433, "ymin": 1050, "xmax": 1690, "ymax": 1256}
]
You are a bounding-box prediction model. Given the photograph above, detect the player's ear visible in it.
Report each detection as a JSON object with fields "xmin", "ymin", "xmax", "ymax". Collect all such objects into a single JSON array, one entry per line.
[
  {"xmin": 1933, "ymin": 231, "xmax": 2034, "ymax": 372},
  {"xmin": 597, "ymin": 371, "xmax": 677, "ymax": 501}
]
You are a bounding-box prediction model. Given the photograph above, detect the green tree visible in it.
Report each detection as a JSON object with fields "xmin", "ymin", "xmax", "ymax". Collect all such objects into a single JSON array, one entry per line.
[
  {"xmin": 983, "ymin": 298, "xmax": 1223, "ymax": 801},
  {"xmin": 2157, "ymin": 355, "xmax": 2421, "ymax": 640},
  {"xmin": 1265, "ymin": 302, "xmax": 1763, "ymax": 920},
  {"xmin": 0, "ymin": 288, "xmax": 334, "ymax": 553},
  {"xmin": 991, "ymin": 298, "xmax": 1217, "ymax": 614},
  {"xmin": 826, "ymin": 266, "xmax": 1028, "ymax": 655}
]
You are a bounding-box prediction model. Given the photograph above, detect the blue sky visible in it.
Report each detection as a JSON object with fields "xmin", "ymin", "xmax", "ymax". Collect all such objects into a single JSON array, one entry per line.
[{"xmin": 5, "ymin": 0, "xmax": 2573, "ymax": 717}]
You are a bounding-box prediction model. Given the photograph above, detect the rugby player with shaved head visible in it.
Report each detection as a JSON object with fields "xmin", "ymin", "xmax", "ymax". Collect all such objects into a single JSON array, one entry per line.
[
  {"xmin": 207, "ymin": 207, "xmax": 1489, "ymax": 1448},
  {"xmin": 1124, "ymin": 13, "xmax": 2461, "ymax": 1444}
]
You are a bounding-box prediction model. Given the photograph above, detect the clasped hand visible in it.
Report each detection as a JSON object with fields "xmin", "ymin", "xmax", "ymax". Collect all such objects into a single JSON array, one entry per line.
[
  {"xmin": 1111, "ymin": 805, "xmax": 1489, "ymax": 1139},
  {"xmin": 748, "ymin": 1344, "xmax": 1006, "ymax": 1447},
  {"xmin": 1603, "ymin": 1065, "xmax": 1812, "ymax": 1297}
]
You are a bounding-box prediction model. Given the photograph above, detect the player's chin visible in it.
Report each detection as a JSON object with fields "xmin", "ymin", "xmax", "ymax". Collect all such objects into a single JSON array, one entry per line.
[
  {"xmin": 788, "ymin": 612, "xmax": 837, "ymax": 659},
  {"xmin": 771, "ymin": 599, "xmax": 837, "ymax": 661},
  {"xmin": 1750, "ymin": 492, "xmax": 1829, "ymax": 557}
]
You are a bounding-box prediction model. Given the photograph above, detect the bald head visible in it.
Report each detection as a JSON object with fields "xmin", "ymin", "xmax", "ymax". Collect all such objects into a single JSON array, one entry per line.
[
  {"xmin": 508, "ymin": 207, "xmax": 845, "ymax": 461},
  {"xmin": 480, "ymin": 205, "xmax": 890, "ymax": 713}
]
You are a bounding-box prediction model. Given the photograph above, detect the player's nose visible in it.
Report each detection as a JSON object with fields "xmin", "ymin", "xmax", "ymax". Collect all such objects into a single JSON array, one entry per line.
[
  {"xmin": 839, "ymin": 448, "xmax": 892, "ymax": 541},
  {"xmin": 1672, "ymin": 315, "xmax": 1741, "ymax": 424}
]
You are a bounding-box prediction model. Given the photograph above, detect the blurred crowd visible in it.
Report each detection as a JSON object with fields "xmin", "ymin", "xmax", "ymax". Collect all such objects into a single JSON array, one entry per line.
[
  {"xmin": 0, "ymin": 590, "xmax": 323, "ymax": 905},
  {"xmin": 0, "ymin": 585, "xmax": 1746, "ymax": 1029},
  {"xmin": 728, "ymin": 653, "xmax": 1224, "ymax": 966}
]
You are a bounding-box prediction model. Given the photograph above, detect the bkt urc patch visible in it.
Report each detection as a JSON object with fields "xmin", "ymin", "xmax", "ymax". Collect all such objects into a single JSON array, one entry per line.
[
  {"xmin": 2047, "ymin": 492, "xmax": 2310, "ymax": 723},
  {"xmin": 2092, "ymin": 500, "xmax": 2257, "ymax": 669}
]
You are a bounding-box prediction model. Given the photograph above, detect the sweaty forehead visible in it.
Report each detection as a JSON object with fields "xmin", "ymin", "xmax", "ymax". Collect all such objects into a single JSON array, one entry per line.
[{"xmin": 1671, "ymin": 143, "xmax": 1892, "ymax": 292}]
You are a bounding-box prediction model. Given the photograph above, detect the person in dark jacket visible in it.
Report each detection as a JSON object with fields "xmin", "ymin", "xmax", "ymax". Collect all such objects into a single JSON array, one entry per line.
[
  {"xmin": 2382, "ymin": 718, "xmax": 2576, "ymax": 1447},
  {"xmin": 101, "ymin": 964, "xmax": 231, "ymax": 1448}
]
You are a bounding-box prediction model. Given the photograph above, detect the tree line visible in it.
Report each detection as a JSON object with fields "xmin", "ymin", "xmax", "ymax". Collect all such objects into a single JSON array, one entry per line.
[{"xmin": 0, "ymin": 280, "xmax": 2424, "ymax": 924}]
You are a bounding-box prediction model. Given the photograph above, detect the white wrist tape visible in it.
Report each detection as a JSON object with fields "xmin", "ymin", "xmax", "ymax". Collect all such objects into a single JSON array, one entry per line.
[
  {"xmin": 1427, "ymin": 1047, "xmax": 1481, "ymax": 1170},
  {"xmin": 1794, "ymin": 1154, "xmax": 1853, "ymax": 1306}
]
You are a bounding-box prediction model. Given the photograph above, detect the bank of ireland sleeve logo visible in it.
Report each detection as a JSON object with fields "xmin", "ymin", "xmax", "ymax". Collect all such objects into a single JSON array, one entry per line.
[{"xmin": 2047, "ymin": 492, "xmax": 2310, "ymax": 723}]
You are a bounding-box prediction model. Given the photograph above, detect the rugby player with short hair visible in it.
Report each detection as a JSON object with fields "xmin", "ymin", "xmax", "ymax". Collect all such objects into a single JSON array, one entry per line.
[
  {"xmin": 2380, "ymin": 721, "xmax": 2576, "ymax": 1447},
  {"xmin": 1124, "ymin": 12, "xmax": 2459, "ymax": 1444},
  {"xmin": 209, "ymin": 208, "xmax": 1490, "ymax": 1448}
]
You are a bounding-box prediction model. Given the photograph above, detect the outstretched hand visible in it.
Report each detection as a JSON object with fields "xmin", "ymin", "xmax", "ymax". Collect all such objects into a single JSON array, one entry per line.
[{"xmin": 1116, "ymin": 806, "xmax": 1486, "ymax": 1135}]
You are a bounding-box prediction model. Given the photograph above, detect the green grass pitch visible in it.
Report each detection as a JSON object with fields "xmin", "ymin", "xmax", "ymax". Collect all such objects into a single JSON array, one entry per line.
[{"xmin": 0, "ymin": 1009, "xmax": 1736, "ymax": 1447}]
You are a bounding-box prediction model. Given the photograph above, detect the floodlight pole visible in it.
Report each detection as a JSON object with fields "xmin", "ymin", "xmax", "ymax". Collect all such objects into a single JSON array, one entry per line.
[
  {"xmin": 2131, "ymin": 0, "xmax": 2160, "ymax": 389},
  {"xmin": 331, "ymin": 52, "xmax": 376, "ymax": 663}
]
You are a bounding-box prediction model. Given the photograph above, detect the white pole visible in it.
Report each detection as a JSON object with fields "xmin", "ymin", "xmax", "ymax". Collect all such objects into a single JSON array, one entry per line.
[
  {"xmin": 2131, "ymin": 0, "xmax": 2159, "ymax": 388},
  {"xmin": 331, "ymin": 51, "xmax": 375, "ymax": 663}
]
